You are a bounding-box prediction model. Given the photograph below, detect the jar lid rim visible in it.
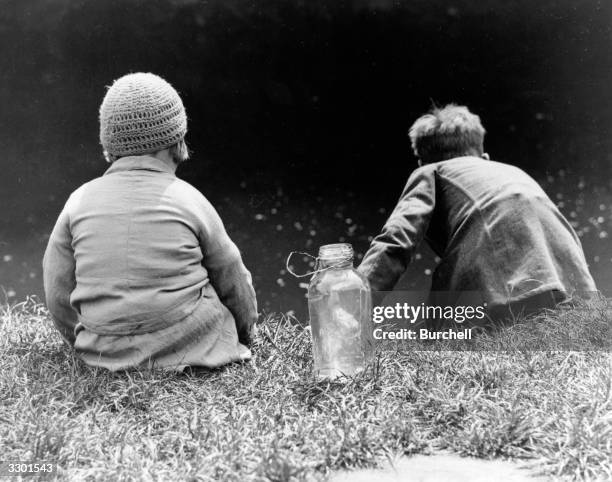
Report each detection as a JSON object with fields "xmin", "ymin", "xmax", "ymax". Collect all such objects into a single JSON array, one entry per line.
[{"xmin": 318, "ymin": 243, "xmax": 354, "ymax": 260}]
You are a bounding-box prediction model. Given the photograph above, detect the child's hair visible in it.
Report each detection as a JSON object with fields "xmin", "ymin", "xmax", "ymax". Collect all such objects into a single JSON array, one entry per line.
[{"xmin": 408, "ymin": 104, "xmax": 486, "ymax": 164}]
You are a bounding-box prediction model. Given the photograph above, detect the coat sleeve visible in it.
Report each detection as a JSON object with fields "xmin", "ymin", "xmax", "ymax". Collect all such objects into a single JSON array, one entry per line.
[
  {"xmin": 194, "ymin": 195, "xmax": 258, "ymax": 346},
  {"xmin": 358, "ymin": 165, "xmax": 437, "ymax": 293},
  {"xmin": 43, "ymin": 203, "xmax": 78, "ymax": 345}
]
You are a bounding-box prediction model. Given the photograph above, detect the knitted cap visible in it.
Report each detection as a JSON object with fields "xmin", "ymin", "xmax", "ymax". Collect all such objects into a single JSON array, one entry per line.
[{"xmin": 99, "ymin": 72, "xmax": 187, "ymax": 157}]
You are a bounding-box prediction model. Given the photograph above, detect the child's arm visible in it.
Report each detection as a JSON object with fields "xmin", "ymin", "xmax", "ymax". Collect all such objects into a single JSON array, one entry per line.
[
  {"xmin": 43, "ymin": 204, "xmax": 78, "ymax": 345},
  {"xmin": 206, "ymin": 242, "xmax": 258, "ymax": 346},
  {"xmin": 358, "ymin": 165, "xmax": 437, "ymax": 293},
  {"xmin": 195, "ymin": 196, "xmax": 258, "ymax": 346}
]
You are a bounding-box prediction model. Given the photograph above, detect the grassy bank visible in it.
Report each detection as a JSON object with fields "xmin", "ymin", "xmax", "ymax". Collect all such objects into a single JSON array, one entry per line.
[{"xmin": 0, "ymin": 298, "xmax": 610, "ymax": 481}]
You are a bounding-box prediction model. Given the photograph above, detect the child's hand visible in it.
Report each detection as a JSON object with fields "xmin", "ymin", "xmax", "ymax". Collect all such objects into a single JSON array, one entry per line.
[{"xmin": 239, "ymin": 323, "xmax": 257, "ymax": 347}]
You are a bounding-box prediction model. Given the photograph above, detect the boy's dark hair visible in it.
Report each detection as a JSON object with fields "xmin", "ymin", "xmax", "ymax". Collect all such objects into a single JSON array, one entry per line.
[{"xmin": 408, "ymin": 104, "xmax": 486, "ymax": 164}]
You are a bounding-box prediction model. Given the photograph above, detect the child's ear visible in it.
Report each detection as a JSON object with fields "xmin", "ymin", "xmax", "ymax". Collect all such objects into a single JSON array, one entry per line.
[{"xmin": 481, "ymin": 153, "xmax": 490, "ymax": 160}]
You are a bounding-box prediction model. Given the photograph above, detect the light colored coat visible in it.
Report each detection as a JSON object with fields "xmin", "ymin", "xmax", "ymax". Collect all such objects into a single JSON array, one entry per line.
[
  {"xmin": 43, "ymin": 156, "xmax": 257, "ymax": 371},
  {"xmin": 359, "ymin": 157, "xmax": 596, "ymax": 311}
]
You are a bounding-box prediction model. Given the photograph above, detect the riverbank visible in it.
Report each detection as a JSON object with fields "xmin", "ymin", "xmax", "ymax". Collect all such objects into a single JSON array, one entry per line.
[{"xmin": 0, "ymin": 298, "xmax": 609, "ymax": 480}]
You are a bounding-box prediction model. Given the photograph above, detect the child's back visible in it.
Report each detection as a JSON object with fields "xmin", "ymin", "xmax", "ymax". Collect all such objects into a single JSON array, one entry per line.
[
  {"xmin": 43, "ymin": 73, "xmax": 257, "ymax": 371},
  {"xmin": 359, "ymin": 105, "xmax": 596, "ymax": 318}
]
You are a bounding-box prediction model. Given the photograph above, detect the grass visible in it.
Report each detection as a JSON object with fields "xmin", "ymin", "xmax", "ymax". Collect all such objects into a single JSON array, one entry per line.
[{"xmin": 0, "ymin": 297, "xmax": 610, "ymax": 481}]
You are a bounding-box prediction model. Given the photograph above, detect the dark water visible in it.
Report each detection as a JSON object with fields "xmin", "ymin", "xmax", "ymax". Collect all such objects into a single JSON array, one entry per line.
[
  {"xmin": 1, "ymin": 168, "xmax": 611, "ymax": 319},
  {"xmin": 0, "ymin": 0, "xmax": 611, "ymax": 317}
]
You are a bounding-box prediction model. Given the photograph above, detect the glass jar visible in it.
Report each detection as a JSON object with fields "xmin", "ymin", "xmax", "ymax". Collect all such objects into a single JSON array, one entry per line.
[{"xmin": 307, "ymin": 243, "xmax": 374, "ymax": 379}]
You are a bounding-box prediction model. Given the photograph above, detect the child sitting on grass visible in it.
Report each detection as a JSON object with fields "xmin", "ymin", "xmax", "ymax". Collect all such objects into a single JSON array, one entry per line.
[
  {"xmin": 43, "ymin": 73, "xmax": 258, "ymax": 371},
  {"xmin": 358, "ymin": 104, "xmax": 597, "ymax": 321}
]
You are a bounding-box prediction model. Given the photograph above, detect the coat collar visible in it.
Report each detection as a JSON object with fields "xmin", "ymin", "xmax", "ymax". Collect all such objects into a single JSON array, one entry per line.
[{"xmin": 104, "ymin": 155, "xmax": 176, "ymax": 176}]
